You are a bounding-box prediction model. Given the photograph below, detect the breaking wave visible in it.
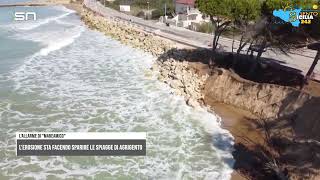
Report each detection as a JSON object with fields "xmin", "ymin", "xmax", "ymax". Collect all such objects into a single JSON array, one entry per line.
[
  {"xmin": 0, "ymin": 5, "xmax": 235, "ymax": 180},
  {"xmin": 4, "ymin": 5, "xmax": 82, "ymax": 57},
  {"xmin": 8, "ymin": 11, "xmax": 73, "ymax": 31},
  {"xmin": 4, "ymin": 6, "xmax": 75, "ymax": 31}
]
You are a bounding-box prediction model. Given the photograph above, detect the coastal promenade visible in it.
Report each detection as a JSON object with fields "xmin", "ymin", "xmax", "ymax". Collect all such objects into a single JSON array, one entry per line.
[{"xmin": 84, "ymin": 0, "xmax": 320, "ymax": 81}]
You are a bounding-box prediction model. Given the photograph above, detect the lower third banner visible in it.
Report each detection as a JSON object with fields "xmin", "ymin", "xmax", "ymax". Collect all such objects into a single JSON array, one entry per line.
[{"xmin": 16, "ymin": 132, "xmax": 146, "ymax": 156}]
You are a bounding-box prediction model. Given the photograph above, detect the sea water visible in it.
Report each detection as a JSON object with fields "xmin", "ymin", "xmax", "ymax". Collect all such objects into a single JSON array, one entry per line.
[{"xmin": 0, "ymin": 5, "xmax": 235, "ymax": 179}]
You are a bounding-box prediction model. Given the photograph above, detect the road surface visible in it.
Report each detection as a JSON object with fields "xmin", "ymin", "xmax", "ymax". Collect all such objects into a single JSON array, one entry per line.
[{"xmin": 83, "ymin": 0, "xmax": 320, "ymax": 81}]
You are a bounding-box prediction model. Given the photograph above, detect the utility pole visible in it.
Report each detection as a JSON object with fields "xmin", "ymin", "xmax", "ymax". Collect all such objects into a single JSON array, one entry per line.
[
  {"xmin": 164, "ymin": 3, "xmax": 167, "ymax": 16},
  {"xmin": 147, "ymin": 1, "xmax": 150, "ymax": 19},
  {"xmin": 147, "ymin": 1, "xmax": 150, "ymax": 20},
  {"xmin": 164, "ymin": 2, "xmax": 167, "ymax": 23}
]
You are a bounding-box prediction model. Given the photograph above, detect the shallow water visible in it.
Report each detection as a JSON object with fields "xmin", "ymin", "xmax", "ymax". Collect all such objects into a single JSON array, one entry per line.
[
  {"xmin": 0, "ymin": 0, "xmax": 29, "ymax": 5},
  {"xmin": 0, "ymin": 5, "xmax": 234, "ymax": 179}
]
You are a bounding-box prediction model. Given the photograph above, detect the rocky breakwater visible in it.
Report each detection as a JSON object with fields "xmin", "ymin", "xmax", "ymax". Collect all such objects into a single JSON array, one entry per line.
[
  {"xmin": 80, "ymin": 10, "xmax": 172, "ymax": 57},
  {"xmin": 80, "ymin": 9, "xmax": 207, "ymax": 108},
  {"xmin": 152, "ymin": 59, "xmax": 208, "ymax": 108}
]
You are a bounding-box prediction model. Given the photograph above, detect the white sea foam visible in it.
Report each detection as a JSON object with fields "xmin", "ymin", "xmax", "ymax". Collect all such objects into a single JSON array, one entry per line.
[
  {"xmin": 0, "ymin": 6, "xmax": 235, "ymax": 180},
  {"xmin": 34, "ymin": 26, "xmax": 84, "ymax": 56},
  {"xmin": 3, "ymin": 5, "xmax": 82, "ymax": 57},
  {"xmin": 8, "ymin": 9, "xmax": 84, "ymax": 57},
  {"xmin": 9, "ymin": 11, "xmax": 73, "ymax": 31},
  {"xmin": 3, "ymin": 5, "xmax": 75, "ymax": 31}
]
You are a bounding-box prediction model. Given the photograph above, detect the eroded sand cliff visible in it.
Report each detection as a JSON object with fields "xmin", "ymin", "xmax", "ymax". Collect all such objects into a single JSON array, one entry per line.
[{"xmin": 79, "ymin": 7, "xmax": 320, "ymax": 179}]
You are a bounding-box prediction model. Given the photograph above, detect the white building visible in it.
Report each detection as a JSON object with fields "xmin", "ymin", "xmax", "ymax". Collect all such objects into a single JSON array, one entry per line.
[
  {"xmin": 171, "ymin": 9, "xmax": 208, "ymax": 29},
  {"xmin": 175, "ymin": 0, "xmax": 195, "ymax": 14},
  {"xmin": 119, "ymin": 0, "xmax": 131, "ymax": 12},
  {"xmin": 120, "ymin": 4, "xmax": 130, "ymax": 12}
]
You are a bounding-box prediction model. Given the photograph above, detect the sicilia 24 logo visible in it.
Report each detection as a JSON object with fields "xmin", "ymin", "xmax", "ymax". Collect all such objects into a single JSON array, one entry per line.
[{"xmin": 273, "ymin": 3, "xmax": 319, "ymax": 27}]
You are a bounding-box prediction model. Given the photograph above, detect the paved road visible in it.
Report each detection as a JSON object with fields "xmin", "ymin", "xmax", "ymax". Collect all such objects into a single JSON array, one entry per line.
[{"xmin": 86, "ymin": 0, "xmax": 319, "ymax": 80}]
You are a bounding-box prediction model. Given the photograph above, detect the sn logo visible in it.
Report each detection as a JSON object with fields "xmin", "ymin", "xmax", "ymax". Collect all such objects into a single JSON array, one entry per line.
[{"xmin": 14, "ymin": 12, "xmax": 37, "ymax": 21}]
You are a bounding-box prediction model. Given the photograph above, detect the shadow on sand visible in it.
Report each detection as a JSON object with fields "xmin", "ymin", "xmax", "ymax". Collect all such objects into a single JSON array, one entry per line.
[
  {"xmin": 156, "ymin": 47, "xmax": 318, "ymax": 179},
  {"xmin": 239, "ymin": 93, "xmax": 320, "ymax": 179}
]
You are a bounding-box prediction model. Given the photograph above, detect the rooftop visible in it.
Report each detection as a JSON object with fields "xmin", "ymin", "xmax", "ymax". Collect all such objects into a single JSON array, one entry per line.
[{"xmin": 175, "ymin": 0, "xmax": 195, "ymax": 6}]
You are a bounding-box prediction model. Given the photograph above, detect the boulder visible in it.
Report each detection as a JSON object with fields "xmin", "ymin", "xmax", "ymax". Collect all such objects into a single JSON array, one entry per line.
[{"xmin": 186, "ymin": 98, "xmax": 200, "ymax": 108}]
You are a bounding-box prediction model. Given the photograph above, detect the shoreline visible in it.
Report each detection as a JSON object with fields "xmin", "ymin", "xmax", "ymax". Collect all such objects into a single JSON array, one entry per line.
[
  {"xmin": 25, "ymin": 1, "xmax": 320, "ymax": 179},
  {"xmin": 64, "ymin": 2, "xmax": 260, "ymax": 179}
]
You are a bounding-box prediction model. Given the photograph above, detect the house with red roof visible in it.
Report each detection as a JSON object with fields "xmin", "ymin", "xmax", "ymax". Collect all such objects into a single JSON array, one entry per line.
[{"xmin": 175, "ymin": 0, "xmax": 195, "ymax": 14}]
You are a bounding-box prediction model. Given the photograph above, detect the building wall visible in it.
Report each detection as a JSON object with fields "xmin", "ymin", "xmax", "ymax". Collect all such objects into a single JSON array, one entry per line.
[
  {"xmin": 175, "ymin": 3, "xmax": 192, "ymax": 14},
  {"xmin": 119, "ymin": 5, "xmax": 130, "ymax": 12}
]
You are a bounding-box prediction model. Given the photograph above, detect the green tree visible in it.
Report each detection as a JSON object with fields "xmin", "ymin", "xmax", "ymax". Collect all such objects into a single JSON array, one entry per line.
[
  {"xmin": 231, "ymin": 0, "xmax": 320, "ymax": 79},
  {"xmin": 262, "ymin": 0, "xmax": 293, "ymax": 13},
  {"xmin": 196, "ymin": 0, "xmax": 232, "ymax": 51},
  {"xmin": 229, "ymin": 0, "xmax": 261, "ymax": 54},
  {"xmin": 158, "ymin": 0, "xmax": 175, "ymax": 16},
  {"xmin": 305, "ymin": 43, "xmax": 320, "ymax": 82}
]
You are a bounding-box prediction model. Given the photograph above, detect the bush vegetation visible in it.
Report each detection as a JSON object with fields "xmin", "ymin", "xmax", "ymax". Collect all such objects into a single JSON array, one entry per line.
[
  {"xmin": 196, "ymin": 22, "xmax": 214, "ymax": 33},
  {"xmin": 99, "ymin": 0, "xmax": 175, "ymax": 18},
  {"xmin": 196, "ymin": 0, "xmax": 319, "ymax": 80}
]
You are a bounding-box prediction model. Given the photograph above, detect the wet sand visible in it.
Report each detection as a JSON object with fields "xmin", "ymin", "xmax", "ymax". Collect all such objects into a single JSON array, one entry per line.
[
  {"xmin": 57, "ymin": 2, "xmax": 266, "ymax": 179},
  {"xmin": 210, "ymin": 103, "xmax": 264, "ymax": 180},
  {"xmin": 212, "ymin": 103, "xmax": 263, "ymax": 144}
]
